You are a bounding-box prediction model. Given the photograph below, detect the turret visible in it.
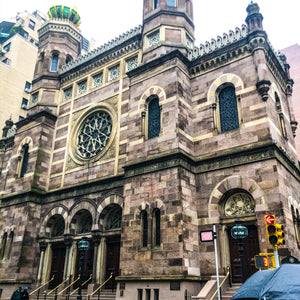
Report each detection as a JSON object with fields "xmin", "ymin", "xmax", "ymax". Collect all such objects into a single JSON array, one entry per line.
[
  {"xmin": 28, "ymin": 6, "xmax": 82, "ymax": 115},
  {"xmin": 245, "ymin": 1, "xmax": 264, "ymax": 32},
  {"xmin": 142, "ymin": 0, "xmax": 194, "ymax": 63}
]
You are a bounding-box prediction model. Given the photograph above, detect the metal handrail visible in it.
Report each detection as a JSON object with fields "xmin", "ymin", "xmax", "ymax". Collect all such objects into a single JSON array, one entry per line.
[
  {"xmin": 70, "ymin": 274, "xmax": 93, "ymax": 295},
  {"xmin": 89, "ymin": 273, "xmax": 113, "ymax": 296},
  {"xmin": 209, "ymin": 266, "xmax": 230, "ymax": 300},
  {"xmin": 29, "ymin": 275, "xmax": 54, "ymax": 296},
  {"xmin": 57, "ymin": 275, "xmax": 80, "ymax": 295},
  {"xmin": 47, "ymin": 276, "xmax": 70, "ymax": 295}
]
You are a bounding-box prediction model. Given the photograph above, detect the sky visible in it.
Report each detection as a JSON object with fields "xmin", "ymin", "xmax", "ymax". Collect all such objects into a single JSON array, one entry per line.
[{"xmin": 0, "ymin": 0, "xmax": 299, "ymax": 51}]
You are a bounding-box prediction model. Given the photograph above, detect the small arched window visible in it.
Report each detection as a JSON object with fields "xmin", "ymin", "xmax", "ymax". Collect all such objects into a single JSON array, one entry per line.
[
  {"xmin": 66, "ymin": 55, "xmax": 73, "ymax": 65},
  {"xmin": 219, "ymin": 85, "xmax": 239, "ymax": 132},
  {"xmin": 50, "ymin": 52, "xmax": 59, "ymax": 72},
  {"xmin": 20, "ymin": 144, "xmax": 29, "ymax": 178},
  {"xmin": 148, "ymin": 95, "xmax": 161, "ymax": 139},
  {"xmin": 153, "ymin": 209, "xmax": 161, "ymax": 247},
  {"xmin": 141, "ymin": 210, "xmax": 148, "ymax": 248}
]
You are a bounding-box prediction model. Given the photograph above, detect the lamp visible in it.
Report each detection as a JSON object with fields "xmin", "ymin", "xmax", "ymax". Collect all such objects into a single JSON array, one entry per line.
[{"xmin": 77, "ymin": 237, "xmax": 90, "ymax": 300}]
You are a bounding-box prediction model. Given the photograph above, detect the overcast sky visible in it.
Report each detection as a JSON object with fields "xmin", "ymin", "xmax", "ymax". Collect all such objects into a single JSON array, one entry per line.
[{"xmin": 0, "ymin": 0, "xmax": 299, "ymax": 51}]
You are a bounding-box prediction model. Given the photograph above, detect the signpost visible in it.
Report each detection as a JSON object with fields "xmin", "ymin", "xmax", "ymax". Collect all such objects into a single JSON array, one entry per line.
[{"xmin": 200, "ymin": 226, "xmax": 220, "ymax": 300}]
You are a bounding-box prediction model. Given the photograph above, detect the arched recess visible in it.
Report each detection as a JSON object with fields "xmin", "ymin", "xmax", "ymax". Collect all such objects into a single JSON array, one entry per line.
[
  {"xmin": 97, "ymin": 194, "xmax": 124, "ymax": 230},
  {"xmin": 208, "ymin": 175, "xmax": 265, "ymax": 220},
  {"xmin": 40, "ymin": 205, "xmax": 68, "ymax": 236},
  {"xmin": 67, "ymin": 199, "xmax": 97, "ymax": 233},
  {"xmin": 15, "ymin": 136, "xmax": 34, "ymax": 178}
]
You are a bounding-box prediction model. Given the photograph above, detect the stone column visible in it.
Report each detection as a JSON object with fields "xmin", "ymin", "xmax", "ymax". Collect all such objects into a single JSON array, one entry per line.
[
  {"xmin": 37, "ymin": 241, "xmax": 47, "ymax": 283},
  {"xmin": 63, "ymin": 234, "xmax": 73, "ymax": 280},
  {"xmin": 99, "ymin": 237, "xmax": 107, "ymax": 284},
  {"xmin": 92, "ymin": 231, "xmax": 101, "ymax": 284}
]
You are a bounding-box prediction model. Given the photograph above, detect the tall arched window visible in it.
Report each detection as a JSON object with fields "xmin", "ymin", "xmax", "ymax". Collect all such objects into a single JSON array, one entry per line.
[
  {"xmin": 153, "ymin": 0, "xmax": 158, "ymax": 9},
  {"xmin": 148, "ymin": 95, "xmax": 161, "ymax": 139},
  {"xmin": 6, "ymin": 231, "xmax": 14, "ymax": 259},
  {"xmin": 219, "ymin": 85, "xmax": 239, "ymax": 132},
  {"xmin": 1, "ymin": 232, "xmax": 7, "ymax": 259},
  {"xmin": 20, "ymin": 144, "xmax": 29, "ymax": 178},
  {"xmin": 153, "ymin": 209, "xmax": 161, "ymax": 247},
  {"xmin": 141, "ymin": 210, "xmax": 148, "ymax": 248},
  {"xmin": 50, "ymin": 52, "xmax": 59, "ymax": 72}
]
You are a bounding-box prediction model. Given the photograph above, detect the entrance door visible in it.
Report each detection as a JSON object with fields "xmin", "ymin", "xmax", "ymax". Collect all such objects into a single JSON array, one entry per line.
[
  {"xmin": 229, "ymin": 225, "xmax": 260, "ymax": 283},
  {"xmin": 74, "ymin": 241, "xmax": 94, "ymax": 289},
  {"xmin": 49, "ymin": 243, "xmax": 66, "ymax": 289},
  {"xmin": 105, "ymin": 236, "xmax": 120, "ymax": 290}
]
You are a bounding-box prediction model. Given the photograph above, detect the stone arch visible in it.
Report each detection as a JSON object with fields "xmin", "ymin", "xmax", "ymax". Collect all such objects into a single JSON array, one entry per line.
[
  {"xmin": 133, "ymin": 201, "xmax": 151, "ymax": 220},
  {"xmin": 208, "ymin": 175, "xmax": 265, "ymax": 220},
  {"xmin": 68, "ymin": 200, "xmax": 97, "ymax": 233},
  {"xmin": 17, "ymin": 136, "xmax": 34, "ymax": 156},
  {"xmin": 40, "ymin": 205, "xmax": 68, "ymax": 236},
  {"xmin": 139, "ymin": 86, "xmax": 166, "ymax": 111},
  {"xmin": 207, "ymin": 73, "xmax": 244, "ymax": 104},
  {"xmin": 97, "ymin": 194, "xmax": 124, "ymax": 230},
  {"xmin": 150, "ymin": 199, "xmax": 166, "ymax": 216}
]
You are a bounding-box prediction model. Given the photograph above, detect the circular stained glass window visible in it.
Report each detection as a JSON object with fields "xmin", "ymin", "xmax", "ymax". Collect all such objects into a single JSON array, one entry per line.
[{"xmin": 77, "ymin": 110, "xmax": 112, "ymax": 159}]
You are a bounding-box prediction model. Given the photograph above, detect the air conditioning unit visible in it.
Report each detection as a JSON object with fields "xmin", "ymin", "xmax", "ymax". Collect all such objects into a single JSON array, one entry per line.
[
  {"xmin": 21, "ymin": 104, "xmax": 27, "ymax": 109},
  {"xmin": 24, "ymin": 88, "xmax": 31, "ymax": 93}
]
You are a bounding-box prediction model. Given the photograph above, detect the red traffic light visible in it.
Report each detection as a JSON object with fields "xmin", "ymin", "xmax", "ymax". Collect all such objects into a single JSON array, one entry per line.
[{"xmin": 265, "ymin": 215, "xmax": 275, "ymax": 224}]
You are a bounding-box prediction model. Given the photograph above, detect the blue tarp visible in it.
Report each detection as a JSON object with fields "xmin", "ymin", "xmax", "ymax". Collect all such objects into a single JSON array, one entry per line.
[{"xmin": 232, "ymin": 264, "xmax": 300, "ymax": 300}]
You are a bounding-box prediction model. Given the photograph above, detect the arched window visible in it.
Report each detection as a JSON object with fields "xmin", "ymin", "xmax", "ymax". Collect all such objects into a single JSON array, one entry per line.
[
  {"xmin": 1, "ymin": 232, "xmax": 7, "ymax": 259},
  {"xmin": 219, "ymin": 85, "xmax": 239, "ymax": 132},
  {"xmin": 50, "ymin": 52, "xmax": 59, "ymax": 72},
  {"xmin": 107, "ymin": 206, "xmax": 122, "ymax": 230},
  {"xmin": 6, "ymin": 231, "xmax": 14, "ymax": 259},
  {"xmin": 153, "ymin": 0, "xmax": 158, "ymax": 9},
  {"xmin": 148, "ymin": 95, "xmax": 161, "ymax": 139},
  {"xmin": 66, "ymin": 55, "xmax": 73, "ymax": 65},
  {"xmin": 141, "ymin": 210, "xmax": 148, "ymax": 248},
  {"xmin": 153, "ymin": 209, "xmax": 161, "ymax": 247},
  {"xmin": 20, "ymin": 144, "xmax": 29, "ymax": 178},
  {"xmin": 275, "ymin": 92, "xmax": 287, "ymax": 139}
]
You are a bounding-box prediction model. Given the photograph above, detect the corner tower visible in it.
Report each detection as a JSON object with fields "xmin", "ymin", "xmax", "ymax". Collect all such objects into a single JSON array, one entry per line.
[
  {"xmin": 142, "ymin": 0, "xmax": 194, "ymax": 63},
  {"xmin": 29, "ymin": 6, "xmax": 82, "ymax": 115}
]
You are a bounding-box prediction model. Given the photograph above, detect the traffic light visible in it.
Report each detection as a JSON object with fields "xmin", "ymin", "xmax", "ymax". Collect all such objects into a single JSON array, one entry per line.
[{"xmin": 264, "ymin": 215, "xmax": 285, "ymax": 246}]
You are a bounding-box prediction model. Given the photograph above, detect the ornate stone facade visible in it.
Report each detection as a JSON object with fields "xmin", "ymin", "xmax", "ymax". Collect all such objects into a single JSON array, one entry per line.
[{"xmin": 1, "ymin": 1, "xmax": 300, "ymax": 300}]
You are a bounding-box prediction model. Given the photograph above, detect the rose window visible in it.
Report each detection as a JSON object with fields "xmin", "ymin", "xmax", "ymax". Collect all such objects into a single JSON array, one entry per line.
[{"xmin": 77, "ymin": 111, "xmax": 112, "ymax": 159}]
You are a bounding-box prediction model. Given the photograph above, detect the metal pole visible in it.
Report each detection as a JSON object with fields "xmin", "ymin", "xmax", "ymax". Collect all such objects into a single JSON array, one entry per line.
[
  {"xmin": 273, "ymin": 246, "xmax": 280, "ymax": 269},
  {"xmin": 213, "ymin": 224, "xmax": 221, "ymax": 300}
]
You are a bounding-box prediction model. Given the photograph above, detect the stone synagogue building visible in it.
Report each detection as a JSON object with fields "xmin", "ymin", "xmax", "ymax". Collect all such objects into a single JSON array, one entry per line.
[{"xmin": 1, "ymin": 1, "xmax": 300, "ymax": 299}]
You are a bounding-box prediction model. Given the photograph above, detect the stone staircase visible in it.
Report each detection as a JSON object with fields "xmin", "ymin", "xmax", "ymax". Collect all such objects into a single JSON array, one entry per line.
[{"xmin": 220, "ymin": 283, "xmax": 242, "ymax": 300}]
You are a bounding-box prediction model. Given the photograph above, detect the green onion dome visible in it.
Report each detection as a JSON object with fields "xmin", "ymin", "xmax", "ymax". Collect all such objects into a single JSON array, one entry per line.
[{"xmin": 48, "ymin": 5, "xmax": 81, "ymax": 27}]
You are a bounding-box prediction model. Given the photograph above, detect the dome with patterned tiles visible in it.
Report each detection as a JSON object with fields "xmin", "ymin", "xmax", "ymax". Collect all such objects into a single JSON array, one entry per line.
[{"xmin": 47, "ymin": 5, "xmax": 81, "ymax": 27}]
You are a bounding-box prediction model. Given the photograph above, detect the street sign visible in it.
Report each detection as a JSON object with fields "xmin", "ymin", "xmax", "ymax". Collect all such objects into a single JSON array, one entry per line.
[
  {"xmin": 231, "ymin": 224, "xmax": 248, "ymax": 239},
  {"xmin": 200, "ymin": 230, "xmax": 214, "ymax": 242},
  {"xmin": 265, "ymin": 215, "xmax": 275, "ymax": 224}
]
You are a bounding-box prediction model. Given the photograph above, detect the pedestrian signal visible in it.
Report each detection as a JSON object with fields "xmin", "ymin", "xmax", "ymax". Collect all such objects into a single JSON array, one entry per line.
[{"xmin": 255, "ymin": 255, "xmax": 269, "ymax": 269}]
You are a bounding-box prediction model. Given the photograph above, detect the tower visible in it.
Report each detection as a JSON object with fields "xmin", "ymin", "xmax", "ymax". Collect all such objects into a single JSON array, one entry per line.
[
  {"xmin": 142, "ymin": 0, "xmax": 194, "ymax": 62},
  {"xmin": 29, "ymin": 6, "xmax": 82, "ymax": 115}
]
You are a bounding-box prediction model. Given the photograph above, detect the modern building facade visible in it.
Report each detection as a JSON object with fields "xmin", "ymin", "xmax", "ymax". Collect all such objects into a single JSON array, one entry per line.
[
  {"xmin": 0, "ymin": 10, "xmax": 47, "ymax": 130},
  {"xmin": 1, "ymin": 1, "xmax": 300, "ymax": 300}
]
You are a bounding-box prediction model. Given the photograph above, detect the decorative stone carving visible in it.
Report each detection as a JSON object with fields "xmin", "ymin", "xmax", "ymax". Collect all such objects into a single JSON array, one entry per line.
[
  {"xmin": 224, "ymin": 192, "xmax": 255, "ymax": 216},
  {"xmin": 256, "ymin": 80, "xmax": 271, "ymax": 101}
]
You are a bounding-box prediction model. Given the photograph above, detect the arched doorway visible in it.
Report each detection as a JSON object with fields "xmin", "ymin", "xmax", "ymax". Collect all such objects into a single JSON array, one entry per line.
[
  {"xmin": 222, "ymin": 190, "xmax": 259, "ymax": 283},
  {"xmin": 71, "ymin": 209, "xmax": 94, "ymax": 289},
  {"xmin": 47, "ymin": 215, "xmax": 66, "ymax": 289},
  {"xmin": 102, "ymin": 204, "xmax": 122, "ymax": 290}
]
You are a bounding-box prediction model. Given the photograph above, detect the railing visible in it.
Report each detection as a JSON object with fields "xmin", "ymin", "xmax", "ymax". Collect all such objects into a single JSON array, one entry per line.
[
  {"xmin": 47, "ymin": 276, "xmax": 70, "ymax": 296},
  {"xmin": 29, "ymin": 276, "xmax": 55, "ymax": 297},
  {"xmin": 209, "ymin": 266, "xmax": 230, "ymax": 300},
  {"xmin": 88, "ymin": 273, "xmax": 113, "ymax": 300},
  {"xmin": 57, "ymin": 275, "xmax": 80, "ymax": 296},
  {"xmin": 70, "ymin": 274, "xmax": 92, "ymax": 296}
]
